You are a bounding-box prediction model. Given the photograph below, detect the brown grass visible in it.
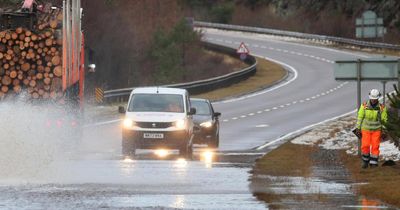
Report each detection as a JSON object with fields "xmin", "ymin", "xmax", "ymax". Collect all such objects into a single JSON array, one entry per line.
[
  {"xmin": 340, "ymin": 151, "xmax": 400, "ymax": 207},
  {"xmin": 252, "ymin": 142, "xmax": 314, "ymax": 177},
  {"xmin": 193, "ymin": 57, "xmax": 287, "ymax": 101}
]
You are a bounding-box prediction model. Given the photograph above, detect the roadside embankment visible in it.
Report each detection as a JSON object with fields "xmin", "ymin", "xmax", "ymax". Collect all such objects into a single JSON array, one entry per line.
[
  {"xmin": 250, "ymin": 115, "xmax": 400, "ymax": 209},
  {"xmin": 193, "ymin": 57, "xmax": 286, "ymax": 101},
  {"xmin": 85, "ymin": 54, "xmax": 287, "ymax": 121}
]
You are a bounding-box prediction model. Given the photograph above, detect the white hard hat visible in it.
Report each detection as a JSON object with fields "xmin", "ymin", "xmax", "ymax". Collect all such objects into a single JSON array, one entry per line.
[{"xmin": 369, "ymin": 89, "xmax": 381, "ymax": 100}]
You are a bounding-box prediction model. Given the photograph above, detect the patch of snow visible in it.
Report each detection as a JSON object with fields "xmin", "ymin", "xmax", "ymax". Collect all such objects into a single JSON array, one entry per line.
[{"xmin": 291, "ymin": 115, "xmax": 400, "ymax": 161}]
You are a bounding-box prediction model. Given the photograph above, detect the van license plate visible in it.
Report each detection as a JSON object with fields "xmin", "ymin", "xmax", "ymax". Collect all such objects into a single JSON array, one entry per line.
[{"xmin": 144, "ymin": 133, "xmax": 164, "ymax": 139}]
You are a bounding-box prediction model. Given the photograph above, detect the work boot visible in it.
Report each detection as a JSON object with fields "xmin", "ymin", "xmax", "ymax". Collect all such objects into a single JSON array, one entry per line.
[
  {"xmin": 361, "ymin": 161, "xmax": 369, "ymax": 169},
  {"xmin": 370, "ymin": 164, "xmax": 378, "ymax": 168}
]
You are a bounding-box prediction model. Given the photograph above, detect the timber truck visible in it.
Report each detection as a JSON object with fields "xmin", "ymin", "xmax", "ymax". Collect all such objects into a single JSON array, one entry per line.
[
  {"xmin": 0, "ymin": 0, "xmax": 88, "ymax": 109},
  {"xmin": 0, "ymin": 0, "xmax": 90, "ymax": 136}
]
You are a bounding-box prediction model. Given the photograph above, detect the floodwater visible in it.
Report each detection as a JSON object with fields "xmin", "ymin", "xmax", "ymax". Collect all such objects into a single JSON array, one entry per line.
[{"xmin": 0, "ymin": 103, "xmax": 266, "ymax": 209}]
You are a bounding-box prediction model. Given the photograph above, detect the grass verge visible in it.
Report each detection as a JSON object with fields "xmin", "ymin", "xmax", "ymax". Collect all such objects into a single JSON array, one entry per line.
[
  {"xmin": 340, "ymin": 152, "xmax": 400, "ymax": 207},
  {"xmin": 250, "ymin": 142, "xmax": 320, "ymax": 209},
  {"xmin": 192, "ymin": 57, "xmax": 287, "ymax": 101},
  {"xmin": 251, "ymin": 142, "xmax": 314, "ymax": 177}
]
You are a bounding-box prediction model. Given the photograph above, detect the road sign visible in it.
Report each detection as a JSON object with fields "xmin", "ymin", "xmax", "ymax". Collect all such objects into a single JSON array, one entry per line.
[
  {"xmin": 237, "ymin": 42, "xmax": 249, "ymax": 54},
  {"xmin": 335, "ymin": 58, "xmax": 399, "ymax": 81},
  {"xmin": 356, "ymin": 10, "xmax": 385, "ymax": 38}
]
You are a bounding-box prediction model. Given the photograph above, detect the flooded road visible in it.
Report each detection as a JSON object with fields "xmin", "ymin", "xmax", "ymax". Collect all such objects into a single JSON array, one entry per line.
[
  {"xmin": 0, "ymin": 115, "xmax": 266, "ymax": 210},
  {"xmin": 0, "ymin": 158, "xmax": 266, "ymax": 209}
]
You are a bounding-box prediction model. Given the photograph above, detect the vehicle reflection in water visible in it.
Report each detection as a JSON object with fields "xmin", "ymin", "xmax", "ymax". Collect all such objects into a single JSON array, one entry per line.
[
  {"xmin": 174, "ymin": 158, "xmax": 188, "ymax": 168},
  {"xmin": 120, "ymin": 156, "xmax": 135, "ymax": 176},
  {"xmin": 200, "ymin": 150, "xmax": 214, "ymax": 168},
  {"xmin": 154, "ymin": 149, "xmax": 170, "ymax": 158},
  {"xmin": 172, "ymin": 195, "xmax": 185, "ymax": 209}
]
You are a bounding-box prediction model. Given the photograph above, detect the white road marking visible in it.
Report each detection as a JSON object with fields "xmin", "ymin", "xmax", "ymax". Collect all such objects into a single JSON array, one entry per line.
[
  {"xmin": 256, "ymin": 124, "xmax": 269, "ymax": 128},
  {"xmin": 248, "ymin": 113, "xmax": 255, "ymax": 116},
  {"xmin": 215, "ymin": 54, "xmax": 299, "ymax": 104},
  {"xmin": 272, "ymin": 107, "xmax": 278, "ymax": 110},
  {"xmin": 241, "ymin": 115, "xmax": 247, "ymax": 118},
  {"xmin": 232, "ymin": 117, "xmax": 238, "ymax": 120},
  {"xmin": 223, "ymin": 119, "xmax": 229, "ymax": 122},
  {"xmin": 257, "ymin": 111, "xmax": 263, "ymax": 114},
  {"xmin": 264, "ymin": 109, "xmax": 270, "ymax": 112},
  {"xmin": 280, "ymin": 105, "xmax": 285, "ymax": 108},
  {"xmin": 84, "ymin": 119, "xmax": 122, "ymax": 128},
  {"xmin": 286, "ymin": 103, "xmax": 291, "ymax": 106},
  {"xmin": 256, "ymin": 109, "xmax": 357, "ymax": 150}
]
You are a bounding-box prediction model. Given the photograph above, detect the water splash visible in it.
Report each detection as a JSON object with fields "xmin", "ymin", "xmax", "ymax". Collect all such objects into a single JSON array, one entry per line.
[{"xmin": 0, "ymin": 98, "xmax": 80, "ymax": 180}]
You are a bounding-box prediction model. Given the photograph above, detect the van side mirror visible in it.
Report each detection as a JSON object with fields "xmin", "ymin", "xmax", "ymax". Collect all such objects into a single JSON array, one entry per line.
[
  {"xmin": 214, "ymin": 112, "xmax": 221, "ymax": 118},
  {"xmin": 118, "ymin": 106, "xmax": 126, "ymax": 114},
  {"xmin": 188, "ymin": 107, "xmax": 196, "ymax": 115}
]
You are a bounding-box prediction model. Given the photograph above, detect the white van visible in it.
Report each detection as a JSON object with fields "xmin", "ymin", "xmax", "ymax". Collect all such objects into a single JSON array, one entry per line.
[{"xmin": 120, "ymin": 87, "xmax": 196, "ymax": 157}]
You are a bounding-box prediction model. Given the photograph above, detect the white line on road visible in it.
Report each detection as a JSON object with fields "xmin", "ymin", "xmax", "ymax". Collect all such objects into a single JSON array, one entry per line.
[
  {"xmin": 214, "ymin": 55, "xmax": 299, "ymax": 104},
  {"xmin": 256, "ymin": 109, "xmax": 357, "ymax": 150},
  {"xmin": 256, "ymin": 124, "xmax": 269, "ymax": 128},
  {"xmin": 84, "ymin": 119, "xmax": 122, "ymax": 128}
]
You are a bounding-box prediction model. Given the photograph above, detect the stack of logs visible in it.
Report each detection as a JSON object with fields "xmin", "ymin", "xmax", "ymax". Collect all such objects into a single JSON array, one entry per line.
[{"xmin": 0, "ymin": 12, "xmax": 63, "ymax": 100}]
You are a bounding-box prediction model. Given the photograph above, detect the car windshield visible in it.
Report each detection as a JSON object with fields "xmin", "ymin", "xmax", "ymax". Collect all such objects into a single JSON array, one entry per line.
[
  {"xmin": 128, "ymin": 94, "xmax": 184, "ymax": 113},
  {"xmin": 191, "ymin": 100, "xmax": 211, "ymax": 115}
]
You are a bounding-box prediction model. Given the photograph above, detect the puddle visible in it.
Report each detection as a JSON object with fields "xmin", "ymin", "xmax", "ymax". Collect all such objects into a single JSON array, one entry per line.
[{"xmin": 252, "ymin": 175, "xmax": 352, "ymax": 195}]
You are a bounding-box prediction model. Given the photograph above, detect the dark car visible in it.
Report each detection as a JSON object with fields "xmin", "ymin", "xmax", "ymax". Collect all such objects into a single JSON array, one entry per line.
[{"xmin": 190, "ymin": 98, "xmax": 221, "ymax": 148}]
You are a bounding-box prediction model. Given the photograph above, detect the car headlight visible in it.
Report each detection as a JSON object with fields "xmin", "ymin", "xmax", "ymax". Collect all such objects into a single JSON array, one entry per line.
[
  {"xmin": 174, "ymin": 119, "xmax": 186, "ymax": 129},
  {"xmin": 200, "ymin": 121, "xmax": 212, "ymax": 128},
  {"xmin": 123, "ymin": 118, "xmax": 134, "ymax": 128}
]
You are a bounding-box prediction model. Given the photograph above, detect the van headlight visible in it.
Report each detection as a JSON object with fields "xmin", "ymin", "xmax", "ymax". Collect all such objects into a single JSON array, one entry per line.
[
  {"xmin": 174, "ymin": 119, "xmax": 186, "ymax": 129},
  {"xmin": 200, "ymin": 121, "xmax": 212, "ymax": 128},
  {"xmin": 123, "ymin": 119, "xmax": 135, "ymax": 128}
]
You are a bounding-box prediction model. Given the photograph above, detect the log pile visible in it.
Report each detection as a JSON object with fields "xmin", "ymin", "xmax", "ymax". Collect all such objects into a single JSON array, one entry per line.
[{"xmin": 0, "ymin": 11, "xmax": 63, "ymax": 100}]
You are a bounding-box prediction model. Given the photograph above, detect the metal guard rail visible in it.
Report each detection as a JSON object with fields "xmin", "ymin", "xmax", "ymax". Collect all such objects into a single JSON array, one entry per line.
[
  {"xmin": 194, "ymin": 21, "xmax": 400, "ymax": 51},
  {"xmin": 104, "ymin": 42, "xmax": 257, "ymax": 102}
]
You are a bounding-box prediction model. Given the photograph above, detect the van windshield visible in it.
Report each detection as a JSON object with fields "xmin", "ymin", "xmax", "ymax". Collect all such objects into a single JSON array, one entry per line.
[{"xmin": 128, "ymin": 94, "xmax": 184, "ymax": 113}]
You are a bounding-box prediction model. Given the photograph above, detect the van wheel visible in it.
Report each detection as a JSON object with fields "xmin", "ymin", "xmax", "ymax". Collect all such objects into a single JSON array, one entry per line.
[
  {"xmin": 208, "ymin": 134, "xmax": 219, "ymax": 149},
  {"xmin": 179, "ymin": 141, "xmax": 193, "ymax": 159},
  {"xmin": 122, "ymin": 136, "xmax": 136, "ymax": 157}
]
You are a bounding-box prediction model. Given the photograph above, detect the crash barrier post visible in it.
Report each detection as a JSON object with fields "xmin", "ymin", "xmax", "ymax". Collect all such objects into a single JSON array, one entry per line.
[{"xmin": 95, "ymin": 87, "xmax": 104, "ymax": 104}]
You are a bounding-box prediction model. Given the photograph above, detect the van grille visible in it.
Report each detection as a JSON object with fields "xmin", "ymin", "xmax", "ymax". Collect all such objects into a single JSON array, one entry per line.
[{"xmin": 136, "ymin": 122, "xmax": 173, "ymax": 129}]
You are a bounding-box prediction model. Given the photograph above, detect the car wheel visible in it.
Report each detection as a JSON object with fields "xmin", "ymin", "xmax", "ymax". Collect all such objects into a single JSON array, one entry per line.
[
  {"xmin": 122, "ymin": 135, "xmax": 136, "ymax": 157},
  {"xmin": 208, "ymin": 134, "xmax": 219, "ymax": 149}
]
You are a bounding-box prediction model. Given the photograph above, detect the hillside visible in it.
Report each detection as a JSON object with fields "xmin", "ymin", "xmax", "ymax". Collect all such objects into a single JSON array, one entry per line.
[
  {"xmin": 184, "ymin": 0, "xmax": 400, "ymax": 44},
  {"xmin": 0, "ymin": 0, "xmax": 245, "ymax": 90}
]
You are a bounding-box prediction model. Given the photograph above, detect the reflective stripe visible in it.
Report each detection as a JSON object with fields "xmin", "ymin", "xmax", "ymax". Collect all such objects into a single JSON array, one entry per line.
[
  {"xmin": 370, "ymin": 155, "xmax": 379, "ymax": 159},
  {"xmin": 362, "ymin": 156, "xmax": 370, "ymax": 161},
  {"xmin": 369, "ymin": 160, "xmax": 378, "ymax": 165}
]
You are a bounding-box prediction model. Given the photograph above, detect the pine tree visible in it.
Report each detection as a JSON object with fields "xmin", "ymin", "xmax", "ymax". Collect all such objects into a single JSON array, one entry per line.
[{"xmin": 386, "ymin": 85, "xmax": 400, "ymax": 149}]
